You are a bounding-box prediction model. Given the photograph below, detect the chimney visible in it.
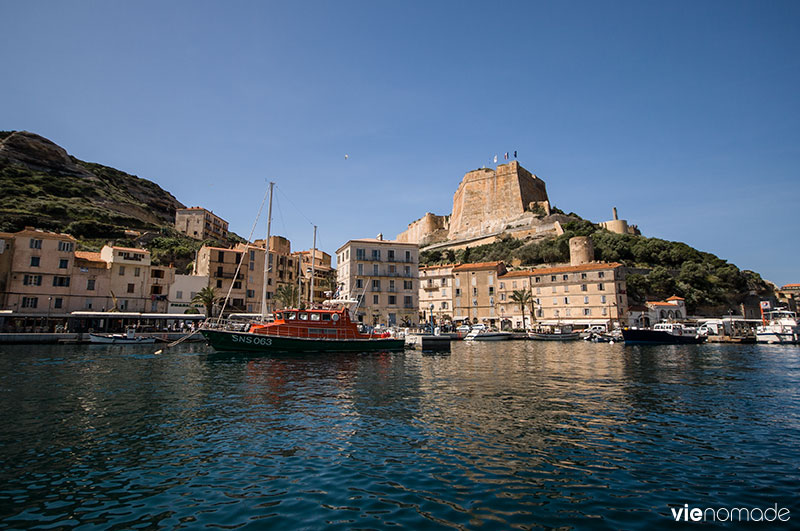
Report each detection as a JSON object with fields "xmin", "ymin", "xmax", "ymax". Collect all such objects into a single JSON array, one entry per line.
[{"xmin": 377, "ymin": 233, "xmax": 383, "ymax": 241}]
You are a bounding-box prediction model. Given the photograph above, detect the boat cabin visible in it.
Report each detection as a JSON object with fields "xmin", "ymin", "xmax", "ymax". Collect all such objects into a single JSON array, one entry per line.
[{"xmin": 247, "ymin": 307, "xmax": 390, "ymax": 340}]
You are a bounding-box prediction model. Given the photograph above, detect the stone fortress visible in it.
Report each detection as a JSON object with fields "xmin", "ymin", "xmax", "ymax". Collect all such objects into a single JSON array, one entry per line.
[{"xmin": 396, "ymin": 160, "xmax": 637, "ymax": 250}]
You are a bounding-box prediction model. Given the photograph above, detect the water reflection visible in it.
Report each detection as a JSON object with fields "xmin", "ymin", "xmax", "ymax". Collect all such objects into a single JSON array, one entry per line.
[{"xmin": 0, "ymin": 341, "xmax": 798, "ymax": 529}]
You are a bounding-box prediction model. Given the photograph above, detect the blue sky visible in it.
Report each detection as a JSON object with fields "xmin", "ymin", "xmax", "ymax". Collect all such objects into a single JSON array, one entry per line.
[{"xmin": 2, "ymin": 1, "xmax": 798, "ymax": 286}]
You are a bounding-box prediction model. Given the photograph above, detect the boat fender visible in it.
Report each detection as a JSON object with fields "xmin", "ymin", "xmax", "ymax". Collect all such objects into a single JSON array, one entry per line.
[{"xmin": 332, "ymin": 314, "xmax": 340, "ymax": 322}]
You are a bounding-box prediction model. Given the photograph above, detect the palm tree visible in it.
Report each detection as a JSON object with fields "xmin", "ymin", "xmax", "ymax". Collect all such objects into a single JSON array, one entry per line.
[
  {"xmin": 275, "ymin": 284, "xmax": 298, "ymax": 309},
  {"xmin": 510, "ymin": 289, "xmax": 532, "ymax": 330},
  {"xmin": 191, "ymin": 287, "xmax": 218, "ymax": 318}
]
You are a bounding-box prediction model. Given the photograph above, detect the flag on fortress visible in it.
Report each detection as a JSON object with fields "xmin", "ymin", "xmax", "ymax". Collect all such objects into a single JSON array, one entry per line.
[
  {"xmin": 493, "ymin": 155, "xmax": 498, "ymax": 163},
  {"xmin": 504, "ymin": 152, "xmax": 509, "ymax": 160}
]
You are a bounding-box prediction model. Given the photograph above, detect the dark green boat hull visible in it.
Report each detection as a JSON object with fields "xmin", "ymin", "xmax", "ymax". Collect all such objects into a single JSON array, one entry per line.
[{"xmin": 201, "ymin": 329, "xmax": 406, "ymax": 353}]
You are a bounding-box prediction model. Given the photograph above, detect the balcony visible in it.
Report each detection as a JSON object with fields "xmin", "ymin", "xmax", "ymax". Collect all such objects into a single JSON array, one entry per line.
[
  {"xmin": 214, "ymin": 272, "xmax": 244, "ymax": 280},
  {"xmin": 423, "ymin": 284, "xmax": 438, "ymax": 290}
]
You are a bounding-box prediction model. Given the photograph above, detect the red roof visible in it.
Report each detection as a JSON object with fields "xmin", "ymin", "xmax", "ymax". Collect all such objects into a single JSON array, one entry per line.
[
  {"xmin": 498, "ymin": 262, "xmax": 623, "ymax": 278},
  {"xmin": 499, "ymin": 270, "xmax": 532, "ymax": 279},
  {"xmin": 666, "ymin": 295, "xmax": 685, "ymax": 301},
  {"xmin": 75, "ymin": 251, "xmax": 104, "ymax": 263},
  {"xmin": 781, "ymin": 284, "xmax": 800, "ymax": 289},
  {"xmin": 453, "ymin": 261, "xmax": 504, "ymax": 272},
  {"xmin": 111, "ymin": 246, "xmax": 150, "ymax": 254}
]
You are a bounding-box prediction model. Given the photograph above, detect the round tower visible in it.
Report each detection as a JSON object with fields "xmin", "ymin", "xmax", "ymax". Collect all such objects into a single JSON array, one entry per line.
[{"xmin": 569, "ymin": 236, "xmax": 594, "ymax": 266}]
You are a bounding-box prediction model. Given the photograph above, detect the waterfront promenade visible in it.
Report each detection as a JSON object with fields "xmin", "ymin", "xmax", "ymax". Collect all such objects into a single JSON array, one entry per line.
[{"xmin": 1, "ymin": 341, "xmax": 798, "ymax": 528}]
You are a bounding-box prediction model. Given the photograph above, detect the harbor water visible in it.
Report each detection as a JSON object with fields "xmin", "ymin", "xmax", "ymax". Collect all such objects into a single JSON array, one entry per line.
[{"xmin": 1, "ymin": 341, "xmax": 798, "ymax": 529}]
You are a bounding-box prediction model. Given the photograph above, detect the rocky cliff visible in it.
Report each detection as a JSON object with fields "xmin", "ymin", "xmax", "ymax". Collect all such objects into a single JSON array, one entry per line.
[{"xmin": 0, "ymin": 131, "xmax": 185, "ymax": 236}]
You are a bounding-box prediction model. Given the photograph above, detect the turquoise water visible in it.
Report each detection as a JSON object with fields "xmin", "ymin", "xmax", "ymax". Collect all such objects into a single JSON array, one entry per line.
[{"xmin": 1, "ymin": 341, "xmax": 798, "ymax": 529}]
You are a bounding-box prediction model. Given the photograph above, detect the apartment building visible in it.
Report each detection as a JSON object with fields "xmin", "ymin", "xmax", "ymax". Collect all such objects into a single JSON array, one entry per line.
[
  {"xmin": 100, "ymin": 245, "xmax": 152, "ymax": 312},
  {"xmin": 452, "ymin": 261, "xmax": 507, "ymax": 326},
  {"xmin": 336, "ymin": 236, "xmax": 419, "ymax": 326},
  {"xmin": 4, "ymin": 228, "xmax": 78, "ymax": 313},
  {"xmin": 146, "ymin": 265, "xmax": 176, "ymax": 313},
  {"xmin": 175, "ymin": 207, "xmax": 229, "ymax": 241},
  {"xmin": 495, "ymin": 270, "xmax": 533, "ymax": 329},
  {"xmin": 0, "ymin": 232, "xmax": 14, "ymax": 309},
  {"xmin": 502, "ymin": 262, "xmax": 628, "ymax": 327},
  {"xmin": 195, "ymin": 246, "xmax": 247, "ymax": 312},
  {"xmin": 72, "ymin": 251, "xmax": 113, "ymax": 311},
  {"xmin": 293, "ymin": 248, "xmax": 335, "ymax": 304},
  {"xmin": 168, "ymin": 274, "xmax": 209, "ymax": 314},
  {"xmin": 419, "ymin": 263, "xmax": 457, "ymax": 323}
]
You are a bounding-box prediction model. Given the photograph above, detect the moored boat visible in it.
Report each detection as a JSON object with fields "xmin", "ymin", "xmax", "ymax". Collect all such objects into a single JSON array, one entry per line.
[
  {"xmin": 528, "ymin": 325, "xmax": 579, "ymax": 341},
  {"xmin": 89, "ymin": 329, "xmax": 157, "ymax": 344},
  {"xmin": 622, "ymin": 322, "xmax": 706, "ymax": 345},
  {"xmin": 201, "ymin": 301, "xmax": 405, "ymax": 353},
  {"xmin": 756, "ymin": 310, "xmax": 800, "ymax": 344},
  {"xmin": 463, "ymin": 329, "xmax": 513, "ymax": 341}
]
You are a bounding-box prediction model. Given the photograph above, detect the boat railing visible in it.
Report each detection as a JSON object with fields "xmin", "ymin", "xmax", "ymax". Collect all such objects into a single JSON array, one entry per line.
[{"xmin": 201, "ymin": 318, "xmax": 385, "ymax": 340}]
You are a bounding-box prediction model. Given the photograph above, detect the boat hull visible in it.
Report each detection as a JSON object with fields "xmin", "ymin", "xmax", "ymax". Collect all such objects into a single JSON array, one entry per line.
[
  {"xmin": 756, "ymin": 331, "xmax": 799, "ymax": 344},
  {"xmin": 88, "ymin": 333, "xmax": 156, "ymax": 344},
  {"xmin": 621, "ymin": 328, "xmax": 705, "ymax": 345},
  {"xmin": 469, "ymin": 333, "xmax": 513, "ymax": 341},
  {"xmin": 528, "ymin": 333, "xmax": 580, "ymax": 341},
  {"xmin": 201, "ymin": 329, "xmax": 406, "ymax": 353}
]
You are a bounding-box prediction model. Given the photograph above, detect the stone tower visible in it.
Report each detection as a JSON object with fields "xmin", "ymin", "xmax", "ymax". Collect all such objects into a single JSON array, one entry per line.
[
  {"xmin": 447, "ymin": 161, "xmax": 549, "ymax": 241},
  {"xmin": 569, "ymin": 236, "xmax": 594, "ymax": 266}
]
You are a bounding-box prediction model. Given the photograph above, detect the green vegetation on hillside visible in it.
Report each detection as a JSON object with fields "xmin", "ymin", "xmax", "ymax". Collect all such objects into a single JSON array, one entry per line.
[{"xmin": 420, "ymin": 220, "xmax": 772, "ymax": 313}]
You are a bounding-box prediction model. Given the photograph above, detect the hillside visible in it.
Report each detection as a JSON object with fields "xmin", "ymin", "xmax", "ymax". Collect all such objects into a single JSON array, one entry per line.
[
  {"xmin": 421, "ymin": 219, "xmax": 774, "ymax": 315},
  {"xmin": 0, "ymin": 131, "xmax": 185, "ymax": 237}
]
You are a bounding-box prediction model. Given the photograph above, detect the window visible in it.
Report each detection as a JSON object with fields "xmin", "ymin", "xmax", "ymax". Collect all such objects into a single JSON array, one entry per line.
[
  {"xmin": 388, "ymin": 250, "xmax": 395, "ymax": 261},
  {"xmin": 404, "ymin": 266, "xmax": 411, "ymax": 276},
  {"xmin": 371, "ymin": 249, "xmax": 381, "ymax": 260},
  {"xmin": 488, "ymin": 287, "xmax": 494, "ymax": 295},
  {"xmin": 404, "ymin": 280, "xmax": 412, "ymax": 290},
  {"xmin": 246, "ymin": 289, "xmax": 255, "ymax": 298},
  {"xmin": 581, "ymin": 284, "xmax": 587, "ymax": 292},
  {"xmin": 599, "ymin": 271, "xmax": 605, "ymax": 278},
  {"xmin": 563, "ymin": 274, "xmax": 569, "ymax": 280},
  {"xmin": 216, "ymin": 280, "xmax": 222, "ymax": 288},
  {"xmin": 553, "ymin": 298, "xmax": 558, "ymax": 305},
  {"xmin": 565, "ymin": 309, "xmax": 571, "ymax": 316},
  {"xmin": 21, "ymin": 297, "xmax": 38, "ymax": 308},
  {"xmin": 441, "ymin": 302, "xmax": 448, "ymax": 309},
  {"xmin": 23, "ymin": 275, "xmax": 42, "ymax": 286},
  {"xmin": 357, "ymin": 263, "xmax": 363, "ymax": 275},
  {"xmin": 536, "ymin": 287, "xmax": 541, "ymax": 294},
  {"xmin": 176, "ymin": 290, "xmax": 183, "ymax": 299},
  {"xmin": 405, "ymin": 250, "xmax": 411, "ymax": 262},
  {"xmin": 373, "ymin": 264, "xmax": 379, "ymax": 275},
  {"xmin": 356, "ymin": 248, "xmax": 366, "ymax": 260},
  {"xmin": 30, "ymin": 256, "xmax": 40, "ymax": 267},
  {"xmin": 535, "ymin": 277, "xmax": 540, "ymax": 283},
  {"xmin": 356, "ymin": 279, "xmax": 363, "ymax": 289},
  {"xmin": 455, "ymin": 288, "xmax": 461, "ymax": 297},
  {"xmin": 249, "ymin": 260, "xmax": 255, "ymax": 271},
  {"xmin": 30, "ymin": 239, "xmax": 42, "ymax": 249},
  {"xmin": 581, "ymin": 273, "xmax": 587, "ymax": 279},
  {"xmin": 134, "ymin": 267, "xmax": 141, "ymax": 277},
  {"xmin": 233, "ymin": 281, "xmax": 242, "ymax": 289},
  {"xmin": 473, "ymin": 287, "xmax": 478, "ymax": 296},
  {"xmin": 59, "ymin": 259, "xmax": 69, "ymax": 269},
  {"xmin": 218, "ymin": 251, "xmax": 225, "ymax": 262},
  {"xmin": 512, "ymin": 281, "xmax": 517, "ymax": 288},
  {"xmin": 602, "ymin": 307, "xmax": 607, "ymax": 316},
  {"xmin": 373, "ymin": 294, "xmax": 379, "ymax": 304},
  {"xmin": 564, "ymin": 297, "xmax": 570, "ymax": 304},
  {"xmin": 551, "ymin": 286, "xmax": 557, "ymax": 293},
  {"xmin": 584, "ymin": 308, "xmax": 592, "ymax": 316},
  {"xmin": 87, "ymin": 279, "xmax": 95, "ymax": 290},
  {"xmin": 598, "ymin": 283, "xmax": 605, "ymax": 291},
  {"xmin": 85, "ymin": 299, "xmax": 93, "ymax": 309},
  {"xmin": 601, "ymin": 295, "xmax": 606, "ymax": 304},
  {"xmin": 250, "ymin": 250, "xmax": 255, "ymax": 261},
  {"xmin": 388, "ymin": 265, "xmax": 396, "ymax": 274},
  {"xmin": 551, "ymin": 275, "xmax": 556, "ymax": 281},
  {"xmin": 58, "ymin": 241, "xmax": 74, "ymax": 252},
  {"xmin": 151, "ymin": 269, "xmax": 164, "ymax": 279},
  {"xmin": 389, "ymin": 280, "xmax": 395, "ymax": 291},
  {"xmin": 119, "ymin": 266, "xmax": 126, "ymax": 276},
  {"xmin": 472, "ymin": 299, "xmax": 478, "ymax": 306},
  {"xmin": 53, "ymin": 298, "xmax": 63, "ymax": 309},
  {"xmin": 584, "ymin": 296, "xmax": 589, "ymax": 304},
  {"xmin": 564, "ymin": 285, "xmax": 569, "ymax": 293},
  {"xmin": 127, "ymin": 283, "xmax": 134, "ymax": 293},
  {"xmin": 52, "ymin": 276, "xmax": 70, "ymax": 287},
  {"xmin": 388, "ymin": 295, "xmax": 396, "ymax": 305}
]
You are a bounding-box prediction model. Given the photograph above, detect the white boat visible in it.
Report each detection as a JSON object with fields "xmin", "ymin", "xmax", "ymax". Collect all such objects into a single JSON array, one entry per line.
[
  {"xmin": 528, "ymin": 325, "xmax": 579, "ymax": 341},
  {"xmin": 89, "ymin": 328, "xmax": 157, "ymax": 344},
  {"xmin": 756, "ymin": 310, "xmax": 800, "ymax": 344},
  {"xmin": 464, "ymin": 329, "xmax": 513, "ymax": 341}
]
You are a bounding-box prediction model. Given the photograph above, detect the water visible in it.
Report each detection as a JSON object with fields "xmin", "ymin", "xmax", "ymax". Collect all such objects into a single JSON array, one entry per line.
[{"xmin": 1, "ymin": 341, "xmax": 798, "ymax": 529}]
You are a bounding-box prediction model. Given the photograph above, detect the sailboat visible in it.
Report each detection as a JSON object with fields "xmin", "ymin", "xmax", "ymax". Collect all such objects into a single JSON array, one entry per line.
[{"xmin": 200, "ymin": 183, "xmax": 405, "ymax": 353}]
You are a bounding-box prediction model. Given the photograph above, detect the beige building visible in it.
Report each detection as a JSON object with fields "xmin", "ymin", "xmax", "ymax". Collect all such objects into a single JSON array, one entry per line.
[
  {"xmin": 100, "ymin": 245, "xmax": 152, "ymax": 312},
  {"xmin": 175, "ymin": 207, "xmax": 229, "ymax": 241},
  {"xmin": 168, "ymin": 274, "xmax": 209, "ymax": 314},
  {"xmin": 495, "ymin": 270, "xmax": 533, "ymax": 329},
  {"xmin": 195, "ymin": 246, "xmax": 247, "ymax": 313},
  {"xmin": 336, "ymin": 236, "xmax": 419, "ymax": 326},
  {"xmin": 146, "ymin": 265, "xmax": 176, "ymax": 313},
  {"xmin": 419, "ymin": 264, "xmax": 457, "ymax": 323},
  {"xmin": 294, "ymin": 248, "xmax": 335, "ymax": 304},
  {"xmin": 0, "ymin": 232, "xmax": 14, "ymax": 309},
  {"xmin": 452, "ymin": 261, "xmax": 507, "ymax": 326},
  {"xmin": 71, "ymin": 251, "xmax": 113, "ymax": 311},
  {"xmin": 4, "ymin": 228, "xmax": 78, "ymax": 313}
]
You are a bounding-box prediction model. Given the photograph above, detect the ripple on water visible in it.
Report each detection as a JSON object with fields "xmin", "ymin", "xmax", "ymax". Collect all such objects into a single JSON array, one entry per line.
[{"xmin": 0, "ymin": 341, "xmax": 798, "ymax": 528}]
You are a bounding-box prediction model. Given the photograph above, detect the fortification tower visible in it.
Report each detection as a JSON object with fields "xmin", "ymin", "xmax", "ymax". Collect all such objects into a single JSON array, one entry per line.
[
  {"xmin": 448, "ymin": 161, "xmax": 549, "ymax": 241},
  {"xmin": 569, "ymin": 236, "xmax": 594, "ymax": 266}
]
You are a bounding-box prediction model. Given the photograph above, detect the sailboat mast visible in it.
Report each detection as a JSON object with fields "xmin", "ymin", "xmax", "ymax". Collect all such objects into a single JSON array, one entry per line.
[
  {"xmin": 310, "ymin": 225, "xmax": 317, "ymax": 306},
  {"xmin": 261, "ymin": 182, "xmax": 274, "ymax": 320}
]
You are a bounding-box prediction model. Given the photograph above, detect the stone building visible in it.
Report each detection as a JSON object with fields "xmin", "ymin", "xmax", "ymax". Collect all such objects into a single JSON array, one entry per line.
[
  {"xmin": 175, "ymin": 207, "xmax": 229, "ymax": 241},
  {"xmin": 627, "ymin": 296, "xmax": 687, "ymax": 328},
  {"xmin": 397, "ymin": 161, "xmax": 555, "ymax": 247},
  {"xmin": 452, "ymin": 261, "xmax": 507, "ymax": 326},
  {"xmin": 599, "ymin": 207, "xmax": 639, "ymax": 235},
  {"xmin": 336, "ymin": 236, "xmax": 419, "ymax": 326},
  {"xmin": 72, "ymin": 251, "xmax": 113, "ymax": 311},
  {"xmin": 293, "ymin": 248, "xmax": 335, "ymax": 305}
]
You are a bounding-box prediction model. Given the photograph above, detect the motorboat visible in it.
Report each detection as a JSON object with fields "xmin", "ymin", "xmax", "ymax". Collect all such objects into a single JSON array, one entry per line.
[
  {"xmin": 621, "ymin": 322, "xmax": 706, "ymax": 345},
  {"xmin": 756, "ymin": 310, "xmax": 800, "ymax": 344},
  {"xmin": 89, "ymin": 328, "xmax": 157, "ymax": 344}
]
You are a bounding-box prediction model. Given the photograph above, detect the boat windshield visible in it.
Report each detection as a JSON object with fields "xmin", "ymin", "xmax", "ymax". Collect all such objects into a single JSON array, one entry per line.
[{"xmin": 286, "ymin": 312, "xmax": 297, "ymax": 320}]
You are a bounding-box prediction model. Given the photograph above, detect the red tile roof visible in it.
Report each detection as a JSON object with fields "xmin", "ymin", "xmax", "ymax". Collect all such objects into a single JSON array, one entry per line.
[
  {"xmin": 75, "ymin": 251, "xmax": 104, "ymax": 262},
  {"xmin": 111, "ymin": 246, "xmax": 150, "ymax": 254},
  {"xmin": 498, "ymin": 262, "xmax": 623, "ymax": 278},
  {"xmin": 453, "ymin": 261, "xmax": 504, "ymax": 272},
  {"xmin": 665, "ymin": 295, "xmax": 685, "ymax": 301}
]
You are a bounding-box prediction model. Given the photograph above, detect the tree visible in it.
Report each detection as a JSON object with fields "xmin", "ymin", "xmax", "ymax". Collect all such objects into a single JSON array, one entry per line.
[
  {"xmin": 275, "ymin": 284, "xmax": 298, "ymax": 309},
  {"xmin": 510, "ymin": 289, "xmax": 532, "ymax": 330},
  {"xmin": 191, "ymin": 287, "xmax": 218, "ymax": 317}
]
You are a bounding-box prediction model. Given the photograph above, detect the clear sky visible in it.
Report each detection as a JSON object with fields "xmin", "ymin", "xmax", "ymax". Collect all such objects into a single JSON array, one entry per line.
[{"xmin": 2, "ymin": 1, "xmax": 798, "ymax": 286}]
